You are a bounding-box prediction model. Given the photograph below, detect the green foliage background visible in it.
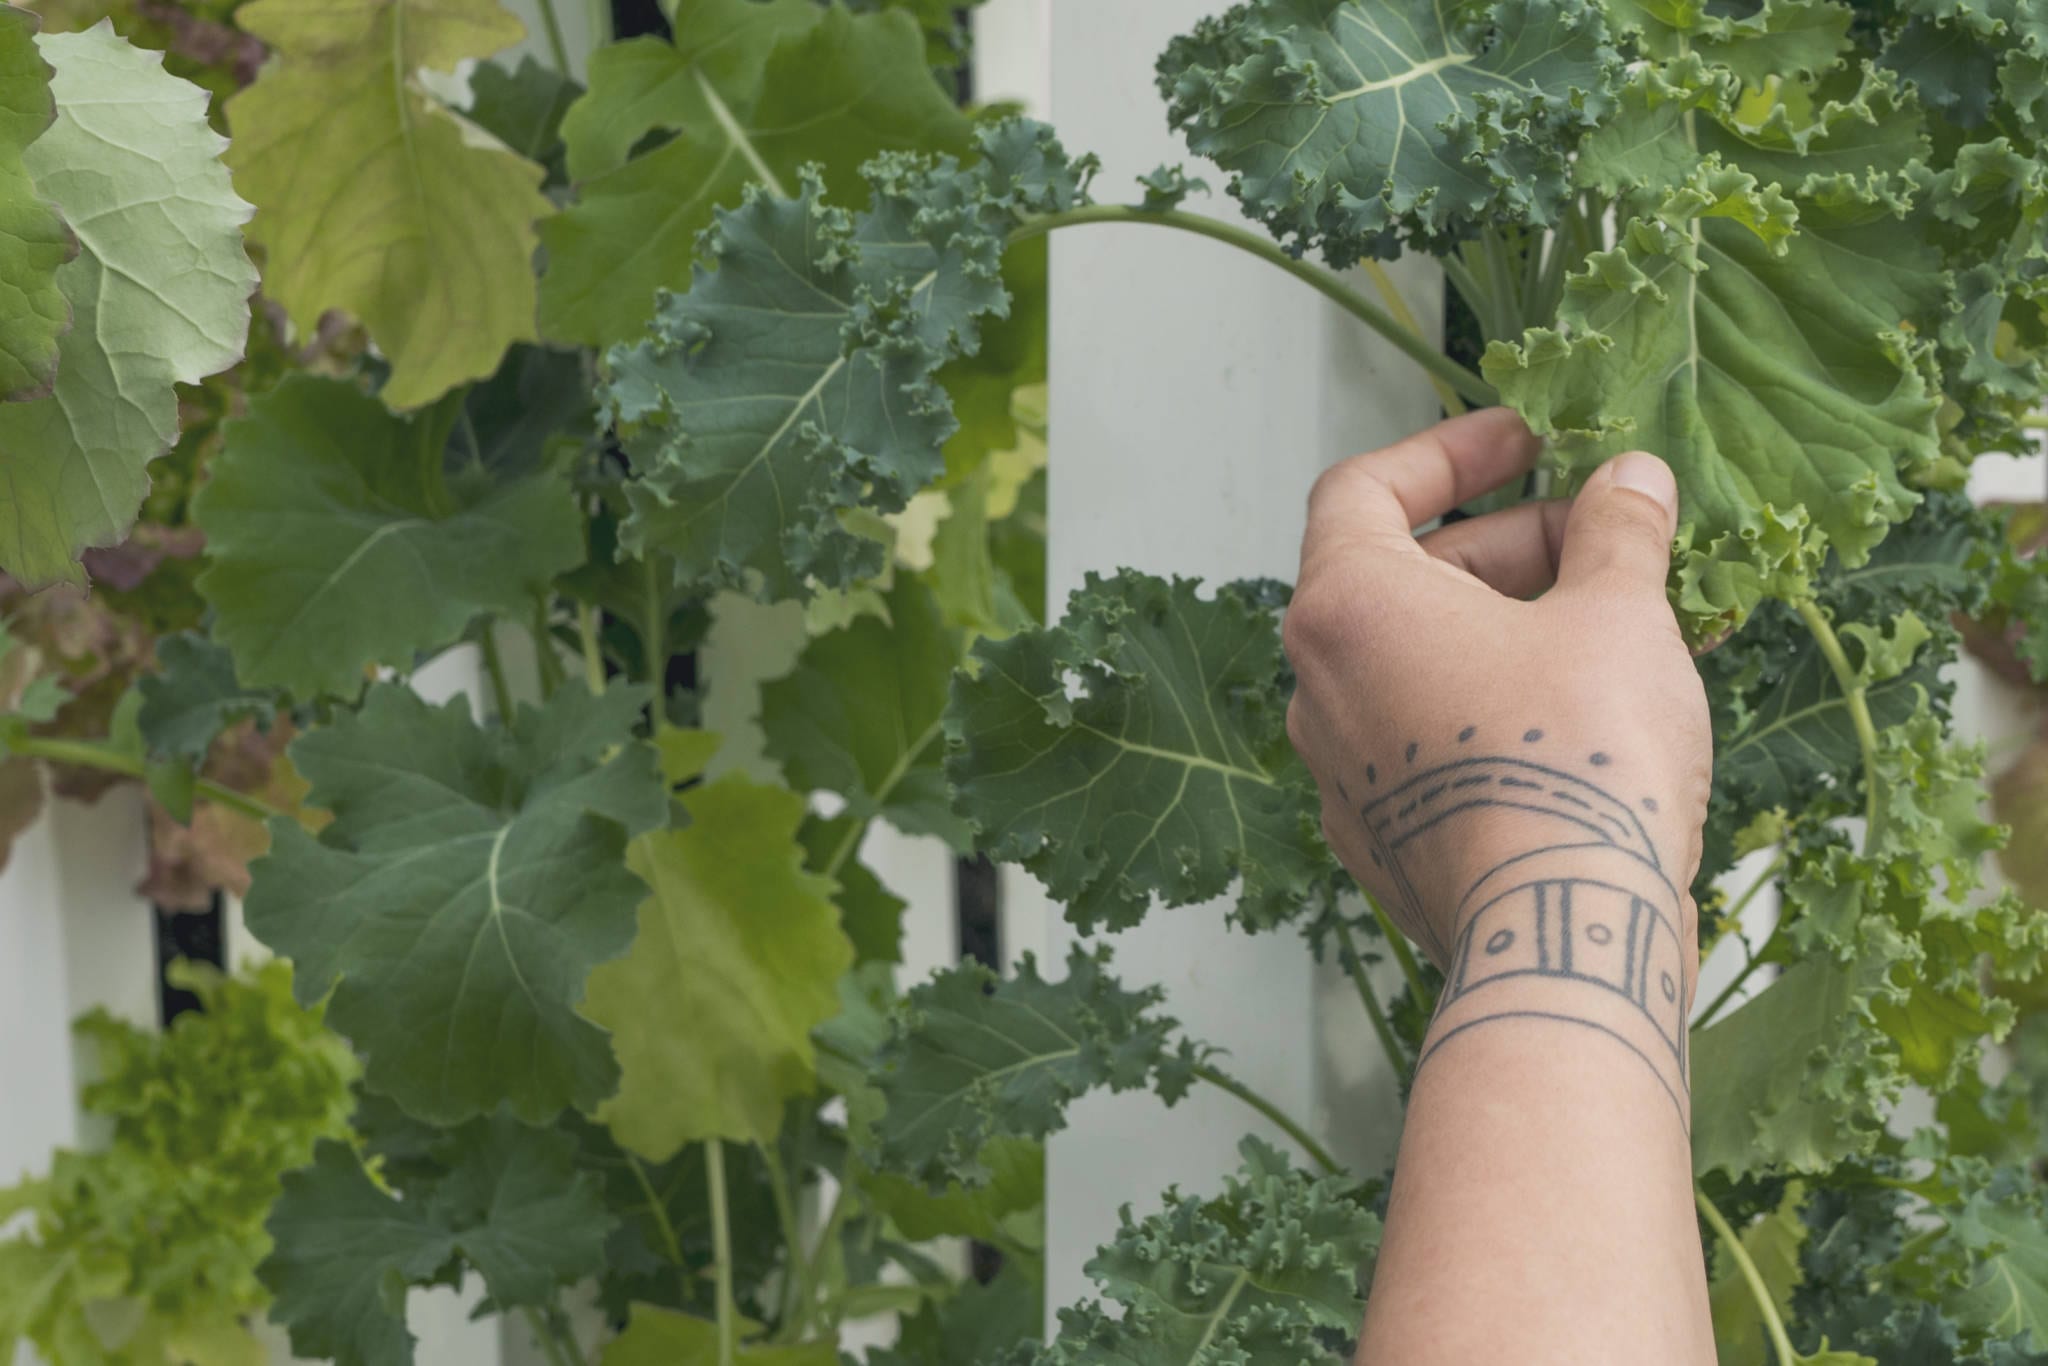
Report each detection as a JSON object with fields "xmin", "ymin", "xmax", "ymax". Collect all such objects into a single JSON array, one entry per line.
[{"xmin": 0, "ymin": 0, "xmax": 2046, "ymax": 1364}]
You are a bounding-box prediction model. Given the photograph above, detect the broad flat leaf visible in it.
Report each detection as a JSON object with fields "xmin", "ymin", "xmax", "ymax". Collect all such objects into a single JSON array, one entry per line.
[
  {"xmin": 259, "ymin": 1141, "xmax": 455, "ymax": 1366},
  {"xmin": 244, "ymin": 683, "xmax": 666, "ymax": 1123},
  {"xmin": 193, "ymin": 375, "xmax": 585, "ymax": 699},
  {"xmin": 1607, "ymin": 0, "xmax": 1853, "ymax": 84},
  {"xmin": 1946, "ymin": 1197, "xmax": 2048, "ymax": 1346},
  {"xmin": 868, "ymin": 946, "xmax": 1201, "ymax": 1189},
  {"xmin": 1691, "ymin": 910, "xmax": 1915, "ymax": 1179},
  {"xmin": 762, "ymin": 576, "xmax": 967, "ymax": 847},
  {"xmin": 1044, "ymin": 1138, "xmax": 1379, "ymax": 1366},
  {"xmin": 799, "ymin": 813, "xmax": 907, "ymax": 963},
  {"xmin": 860, "ymin": 1137, "xmax": 1043, "ymax": 1242},
  {"xmin": 262, "ymin": 1121, "xmax": 610, "ymax": 1366},
  {"xmin": 1156, "ymin": 0, "xmax": 1619, "ymax": 264},
  {"xmin": 582, "ymin": 773, "xmax": 854, "ymax": 1155},
  {"xmin": 136, "ymin": 632, "xmax": 276, "ymax": 762},
  {"xmin": 868, "ymin": 1264, "xmax": 1042, "ymax": 1366},
  {"xmin": 539, "ymin": 0, "xmax": 969, "ymax": 346},
  {"xmin": 1485, "ymin": 170, "xmax": 1944, "ymax": 634},
  {"xmin": 604, "ymin": 119, "xmax": 1091, "ymax": 600},
  {"xmin": 466, "ymin": 55, "xmax": 578, "ymax": 180},
  {"xmin": 225, "ymin": 0, "xmax": 552, "ymax": 409},
  {"xmin": 603, "ymin": 1306, "xmax": 836, "ymax": 1366},
  {"xmin": 946, "ymin": 569, "xmax": 1332, "ymax": 932},
  {"xmin": 0, "ymin": 6, "xmax": 71, "ymax": 402},
  {"xmin": 0, "ymin": 22, "xmax": 254, "ymax": 587}
]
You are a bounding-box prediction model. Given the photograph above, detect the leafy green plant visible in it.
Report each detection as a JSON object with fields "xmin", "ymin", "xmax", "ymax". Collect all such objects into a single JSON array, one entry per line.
[
  {"xmin": 3, "ymin": 0, "xmax": 2048, "ymax": 1363},
  {"xmin": 0, "ymin": 960, "xmax": 358, "ymax": 1366}
]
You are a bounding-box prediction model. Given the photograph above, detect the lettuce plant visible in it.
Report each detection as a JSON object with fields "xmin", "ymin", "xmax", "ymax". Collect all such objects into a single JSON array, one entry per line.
[{"xmin": 1, "ymin": 0, "xmax": 2047, "ymax": 1363}]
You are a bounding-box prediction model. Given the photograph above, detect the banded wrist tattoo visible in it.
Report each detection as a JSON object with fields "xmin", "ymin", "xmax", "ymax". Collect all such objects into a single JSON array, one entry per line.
[{"xmin": 1347, "ymin": 726, "xmax": 1691, "ymax": 1124}]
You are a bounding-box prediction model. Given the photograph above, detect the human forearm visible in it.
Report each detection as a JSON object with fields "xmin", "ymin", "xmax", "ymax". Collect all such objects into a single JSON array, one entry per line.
[{"xmin": 1356, "ymin": 822, "xmax": 1711, "ymax": 1364}]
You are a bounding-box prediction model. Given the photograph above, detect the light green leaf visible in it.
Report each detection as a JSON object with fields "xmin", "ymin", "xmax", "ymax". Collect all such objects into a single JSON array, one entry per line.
[
  {"xmin": 539, "ymin": 0, "xmax": 969, "ymax": 346},
  {"xmin": 603, "ymin": 119, "xmax": 1093, "ymax": 599},
  {"xmin": 868, "ymin": 946, "xmax": 1201, "ymax": 1190},
  {"xmin": 244, "ymin": 682, "xmax": 667, "ymax": 1124},
  {"xmin": 1485, "ymin": 170, "xmax": 1944, "ymax": 634},
  {"xmin": 1156, "ymin": 0, "xmax": 1619, "ymax": 263},
  {"xmin": 1709, "ymin": 1184, "xmax": 1808, "ymax": 1366},
  {"xmin": 602, "ymin": 1305, "xmax": 837, "ymax": 1366},
  {"xmin": 1606, "ymin": 0, "xmax": 1853, "ymax": 85},
  {"xmin": 225, "ymin": 0, "xmax": 552, "ymax": 410},
  {"xmin": 0, "ymin": 21, "xmax": 254, "ymax": 587},
  {"xmin": 1946, "ymin": 1198, "xmax": 2048, "ymax": 1346},
  {"xmin": 1044, "ymin": 1138, "xmax": 1380, "ymax": 1366},
  {"xmin": 193, "ymin": 374, "xmax": 585, "ymax": 700},
  {"xmin": 860, "ymin": 1136, "xmax": 1043, "ymax": 1242},
  {"xmin": 799, "ymin": 814, "xmax": 906, "ymax": 964},
  {"xmin": 583, "ymin": 773, "xmax": 854, "ymax": 1155},
  {"xmin": 0, "ymin": 6, "xmax": 71, "ymax": 402},
  {"xmin": 945, "ymin": 569, "xmax": 1332, "ymax": 933},
  {"xmin": 762, "ymin": 576, "xmax": 967, "ymax": 848},
  {"xmin": 135, "ymin": 632, "xmax": 276, "ymax": 763}
]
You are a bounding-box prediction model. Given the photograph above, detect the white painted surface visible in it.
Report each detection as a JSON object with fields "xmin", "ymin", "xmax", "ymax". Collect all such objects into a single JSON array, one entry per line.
[{"xmin": 1041, "ymin": 0, "xmax": 1444, "ymax": 1320}]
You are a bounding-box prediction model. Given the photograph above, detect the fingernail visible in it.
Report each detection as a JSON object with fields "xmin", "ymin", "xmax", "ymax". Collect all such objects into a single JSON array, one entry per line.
[{"xmin": 1606, "ymin": 452, "xmax": 1677, "ymax": 516}]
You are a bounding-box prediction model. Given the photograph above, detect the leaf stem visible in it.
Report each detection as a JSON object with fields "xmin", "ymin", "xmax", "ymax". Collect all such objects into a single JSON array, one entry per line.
[
  {"xmin": 1191, "ymin": 1062, "xmax": 1342, "ymax": 1176},
  {"xmin": 1331, "ymin": 918, "xmax": 1411, "ymax": 1078},
  {"xmin": 1695, "ymin": 1187, "xmax": 1799, "ymax": 1366},
  {"xmin": 479, "ymin": 626, "xmax": 516, "ymax": 722},
  {"xmin": 762, "ymin": 1142, "xmax": 814, "ymax": 1333},
  {"xmin": 706, "ymin": 1140, "xmax": 738, "ymax": 1366},
  {"xmin": 1692, "ymin": 854, "xmax": 1790, "ymax": 1029},
  {"xmin": 1369, "ymin": 894, "xmax": 1436, "ymax": 1015},
  {"xmin": 801, "ymin": 1182, "xmax": 856, "ymax": 1337},
  {"xmin": 5, "ymin": 736, "xmax": 284, "ymax": 824},
  {"xmin": 521, "ymin": 1308, "xmax": 573, "ymax": 1366},
  {"xmin": 625, "ymin": 1154, "xmax": 687, "ymax": 1303},
  {"xmin": 577, "ymin": 602, "xmax": 606, "ymax": 696},
  {"xmin": 531, "ymin": 0, "xmax": 573, "ymax": 74},
  {"xmin": 532, "ymin": 601, "xmax": 565, "ymax": 700},
  {"xmin": 1007, "ymin": 205, "xmax": 1497, "ymax": 408},
  {"xmin": 1792, "ymin": 598, "xmax": 1885, "ymax": 850},
  {"xmin": 1359, "ymin": 259, "xmax": 1462, "ymax": 414}
]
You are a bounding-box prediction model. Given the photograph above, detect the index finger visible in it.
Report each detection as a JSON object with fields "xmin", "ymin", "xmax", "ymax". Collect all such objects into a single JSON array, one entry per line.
[{"xmin": 1302, "ymin": 408, "xmax": 1540, "ymax": 565}]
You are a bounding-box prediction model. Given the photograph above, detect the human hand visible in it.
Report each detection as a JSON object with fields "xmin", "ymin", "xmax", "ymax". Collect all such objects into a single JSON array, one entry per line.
[{"xmin": 1282, "ymin": 409, "xmax": 1710, "ymax": 1030}]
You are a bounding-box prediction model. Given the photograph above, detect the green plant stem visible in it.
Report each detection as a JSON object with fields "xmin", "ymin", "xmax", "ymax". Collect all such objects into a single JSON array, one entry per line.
[
  {"xmin": 762, "ymin": 1143, "xmax": 814, "ymax": 1333},
  {"xmin": 1191, "ymin": 1062, "xmax": 1341, "ymax": 1176},
  {"xmin": 577, "ymin": 602, "xmax": 606, "ymax": 696},
  {"xmin": 1696, "ymin": 1187, "xmax": 1799, "ymax": 1366},
  {"xmin": 1008, "ymin": 205, "xmax": 1498, "ymax": 408},
  {"xmin": 531, "ymin": 0, "xmax": 573, "ymax": 74},
  {"xmin": 6, "ymin": 736, "xmax": 283, "ymax": 824},
  {"xmin": 1480, "ymin": 228, "xmax": 1520, "ymax": 339},
  {"xmin": 1692, "ymin": 854, "xmax": 1791, "ymax": 1029},
  {"xmin": 479, "ymin": 627, "xmax": 516, "ymax": 721},
  {"xmin": 1441, "ymin": 250, "xmax": 1493, "ymax": 332},
  {"xmin": 1359, "ymin": 258, "xmax": 1463, "ymax": 415},
  {"xmin": 625, "ymin": 1155, "xmax": 687, "ymax": 1303},
  {"xmin": 521, "ymin": 1308, "xmax": 573, "ymax": 1366},
  {"xmin": 532, "ymin": 601, "xmax": 565, "ymax": 700},
  {"xmin": 801, "ymin": 1183, "xmax": 856, "ymax": 1338},
  {"xmin": 1793, "ymin": 598, "xmax": 1885, "ymax": 850},
  {"xmin": 706, "ymin": 1140, "xmax": 738, "ymax": 1366},
  {"xmin": 1331, "ymin": 918, "xmax": 1411, "ymax": 1078},
  {"xmin": 1368, "ymin": 895, "xmax": 1436, "ymax": 1014}
]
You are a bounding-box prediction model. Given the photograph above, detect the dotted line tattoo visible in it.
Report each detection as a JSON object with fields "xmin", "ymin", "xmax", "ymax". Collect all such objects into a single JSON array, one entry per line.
[{"xmin": 1353, "ymin": 725, "xmax": 1690, "ymax": 1124}]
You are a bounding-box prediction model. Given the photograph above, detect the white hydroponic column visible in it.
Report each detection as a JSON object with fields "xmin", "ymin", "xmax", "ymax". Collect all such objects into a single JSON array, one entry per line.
[{"xmin": 1041, "ymin": 1, "xmax": 1445, "ymax": 1323}]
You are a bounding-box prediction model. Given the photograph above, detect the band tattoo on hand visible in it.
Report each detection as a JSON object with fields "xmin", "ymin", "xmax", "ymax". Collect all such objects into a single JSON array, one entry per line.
[{"xmin": 1349, "ymin": 726, "xmax": 1691, "ymax": 1124}]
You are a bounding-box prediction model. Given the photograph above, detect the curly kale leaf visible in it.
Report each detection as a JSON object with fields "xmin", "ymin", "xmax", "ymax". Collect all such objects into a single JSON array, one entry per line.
[
  {"xmin": 244, "ymin": 683, "xmax": 667, "ymax": 1125},
  {"xmin": 1157, "ymin": 0, "xmax": 1619, "ymax": 264},
  {"xmin": 1041, "ymin": 1137, "xmax": 1380, "ymax": 1366},
  {"xmin": 946, "ymin": 569, "xmax": 1335, "ymax": 933},
  {"xmin": 603, "ymin": 118, "xmax": 1094, "ymax": 600},
  {"xmin": 867, "ymin": 945, "xmax": 1206, "ymax": 1190}
]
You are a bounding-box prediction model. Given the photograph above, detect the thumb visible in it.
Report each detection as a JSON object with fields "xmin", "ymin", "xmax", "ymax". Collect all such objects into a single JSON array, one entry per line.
[{"xmin": 1556, "ymin": 451, "xmax": 1679, "ymax": 598}]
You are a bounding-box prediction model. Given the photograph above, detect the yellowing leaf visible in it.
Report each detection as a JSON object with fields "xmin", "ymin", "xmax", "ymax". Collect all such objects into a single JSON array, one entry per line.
[
  {"xmin": 0, "ymin": 22, "xmax": 255, "ymax": 587},
  {"xmin": 602, "ymin": 1306, "xmax": 835, "ymax": 1366},
  {"xmin": 226, "ymin": 0, "xmax": 551, "ymax": 409},
  {"xmin": 583, "ymin": 774, "xmax": 853, "ymax": 1155}
]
